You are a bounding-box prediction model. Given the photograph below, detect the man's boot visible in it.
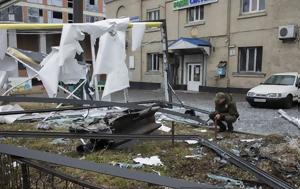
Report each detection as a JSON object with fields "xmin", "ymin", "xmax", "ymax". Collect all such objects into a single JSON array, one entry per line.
[
  {"xmin": 227, "ymin": 122, "xmax": 234, "ymax": 132},
  {"xmin": 218, "ymin": 121, "xmax": 227, "ymax": 132}
]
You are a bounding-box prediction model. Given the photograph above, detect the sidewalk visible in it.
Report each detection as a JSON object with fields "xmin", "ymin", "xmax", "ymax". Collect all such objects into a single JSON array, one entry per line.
[{"xmin": 111, "ymin": 89, "xmax": 300, "ymax": 136}]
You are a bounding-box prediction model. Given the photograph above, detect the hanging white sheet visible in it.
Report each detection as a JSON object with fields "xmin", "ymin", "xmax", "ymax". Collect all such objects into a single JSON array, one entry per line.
[
  {"xmin": 38, "ymin": 49, "xmax": 60, "ymax": 97},
  {"xmin": 60, "ymin": 58, "xmax": 86, "ymax": 84},
  {"xmin": 131, "ymin": 23, "xmax": 146, "ymax": 51},
  {"xmin": 93, "ymin": 18, "xmax": 130, "ymax": 98},
  {"xmin": 0, "ymin": 55, "xmax": 18, "ymax": 77},
  {"xmin": 0, "ymin": 29, "xmax": 7, "ymax": 60}
]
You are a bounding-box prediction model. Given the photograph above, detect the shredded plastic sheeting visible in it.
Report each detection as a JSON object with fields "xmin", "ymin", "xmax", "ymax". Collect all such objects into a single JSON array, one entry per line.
[
  {"xmin": 0, "ymin": 29, "xmax": 7, "ymax": 60},
  {"xmin": 278, "ymin": 109, "xmax": 300, "ymax": 129},
  {"xmin": 185, "ymin": 140, "xmax": 199, "ymax": 145},
  {"xmin": 0, "ymin": 104, "xmax": 24, "ymax": 124},
  {"xmin": 158, "ymin": 125, "xmax": 171, "ymax": 132},
  {"xmin": 131, "ymin": 23, "xmax": 146, "ymax": 51},
  {"xmin": 133, "ymin": 156, "xmax": 163, "ymax": 166},
  {"xmin": 94, "ymin": 18, "xmax": 130, "ymax": 98},
  {"xmin": 18, "ymin": 107, "xmax": 127, "ymax": 122}
]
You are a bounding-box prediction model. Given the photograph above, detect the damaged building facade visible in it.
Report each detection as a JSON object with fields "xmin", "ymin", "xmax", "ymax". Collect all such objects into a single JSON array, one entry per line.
[{"xmin": 105, "ymin": 0, "xmax": 300, "ymax": 92}]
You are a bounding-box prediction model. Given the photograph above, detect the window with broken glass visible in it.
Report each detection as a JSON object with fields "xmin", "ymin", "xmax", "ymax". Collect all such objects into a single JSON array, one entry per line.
[
  {"xmin": 187, "ymin": 5, "xmax": 204, "ymax": 23},
  {"xmin": 147, "ymin": 9, "xmax": 160, "ymax": 21},
  {"xmin": 147, "ymin": 53, "xmax": 160, "ymax": 71},
  {"xmin": 242, "ymin": 0, "xmax": 266, "ymax": 14},
  {"xmin": 238, "ymin": 47, "xmax": 263, "ymax": 73}
]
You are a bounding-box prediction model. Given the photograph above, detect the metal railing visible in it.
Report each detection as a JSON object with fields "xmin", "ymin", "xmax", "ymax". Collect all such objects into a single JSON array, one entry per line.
[{"xmin": 0, "ymin": 154, "xmax": 104, "ymax": 189}]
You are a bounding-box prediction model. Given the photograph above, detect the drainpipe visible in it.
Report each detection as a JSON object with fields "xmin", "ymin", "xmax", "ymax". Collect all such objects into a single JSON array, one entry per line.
[
  {"xmin": 226, "ymin": 0, "xmax": 231, "ymax": 90},
  {"xmin": 139, "ymin": 0, "xmax": 143, "ymax": 82}
]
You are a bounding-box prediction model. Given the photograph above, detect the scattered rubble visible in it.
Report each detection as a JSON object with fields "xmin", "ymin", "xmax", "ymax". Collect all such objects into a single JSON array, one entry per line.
[
  {"xmin": 278, "ymin": 109, "xmax": 300, "ymax": 129},
  {"xmin": 133, "ymin": 156, "xmax": 163, "ymax": 166},
  {"xmin": 0, "ymin": 104, "xmax": 24, "ymax": 124}
]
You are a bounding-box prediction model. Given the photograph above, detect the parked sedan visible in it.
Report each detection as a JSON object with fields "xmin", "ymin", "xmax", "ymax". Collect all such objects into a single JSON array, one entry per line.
[{"xmin": 246, "ymin": 72, "xmax": 300, "ymax": 108}]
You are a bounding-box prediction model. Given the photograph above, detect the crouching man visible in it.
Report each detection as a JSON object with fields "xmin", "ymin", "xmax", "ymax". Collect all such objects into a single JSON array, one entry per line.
[{"xmin": 209, "ymin": 92, "xmax": 239, "ymax": 132}]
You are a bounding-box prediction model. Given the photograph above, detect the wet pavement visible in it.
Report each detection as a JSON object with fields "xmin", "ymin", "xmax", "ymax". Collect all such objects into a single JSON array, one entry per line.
[{"xmin": 110, "ymin": 89, "xmax": 300, "ymax": 136}]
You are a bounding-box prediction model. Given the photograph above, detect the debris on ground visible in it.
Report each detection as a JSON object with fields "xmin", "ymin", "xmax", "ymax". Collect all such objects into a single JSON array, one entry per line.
[
  {"xmin": 158, "ymin": 124, "xmax": 171, "ymax": 132},
  {"xmin": 71, "ymin": 107, "xmax": 161, "ymax": 153},
  {"xmin": 184, "ymin": 140, "xmax": 199, "ymax": 144},
  {"xmin": 0, "ymin": 103, "xmax": 299, "ymax": 188},
  {"xmin": 0, "ymin": 104, "xmax": 24, "ymax": 124},
  {"xmin": 49, "ymin": 138, "xmax": 70, "ymax": 145},
  {"xmin": 278, "ymin": 109, "xmax": 300, "ymax": 129},
  {"xmin": 133, "ymin": 156, "xmax": 163, "ymax": 166},
  {"xmin": 111, "ymin": 162, "xmax": 143, "ymax": 169},
  {"xmin": 207, "ymin": 173, "xmax": 245, "ymax": 188}
]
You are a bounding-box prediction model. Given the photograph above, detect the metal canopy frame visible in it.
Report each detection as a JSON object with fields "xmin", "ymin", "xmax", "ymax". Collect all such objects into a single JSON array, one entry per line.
[
  {"xmin": 3, "ymin": 49, "xmax": 85, "ymax": 100},
  {"xmin": 0, "ymin": 21, "xmax": 173, "ymax": 103}
]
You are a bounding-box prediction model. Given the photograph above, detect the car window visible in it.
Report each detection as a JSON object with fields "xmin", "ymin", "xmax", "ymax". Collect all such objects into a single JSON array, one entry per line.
[{"xmin": 263, "ymin": 75, "xmax": 296, "ymax": 85}]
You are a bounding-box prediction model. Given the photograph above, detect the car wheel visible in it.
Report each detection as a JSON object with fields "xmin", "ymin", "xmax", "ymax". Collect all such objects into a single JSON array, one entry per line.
[{"xmin": 284, "ymin": 95, "xmax": 293, "ymax": 109}]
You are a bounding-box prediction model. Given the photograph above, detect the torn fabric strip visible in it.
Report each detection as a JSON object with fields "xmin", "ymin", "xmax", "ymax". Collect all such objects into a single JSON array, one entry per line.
[
  {"xmin": 93, "ymin": 18, "xmax": 130, "ymax": 98},
  {"xmin": 0, "ymin": 29, "xmax": 7, "ymax": 60},
  {"xmin": 131, "ymin": 23, "xmax": 146, "ymax": 51},
  {"xmin": 38, "ymin": 48, "xmax": 60, "ymax": 97}
]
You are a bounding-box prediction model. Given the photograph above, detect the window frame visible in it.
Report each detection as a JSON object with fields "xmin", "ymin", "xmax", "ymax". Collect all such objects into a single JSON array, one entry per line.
[
  {"xmin": 28, "ymin": 7, "xmax": 40, "ymax": 23},
  {"xmin": 67, "ymin": 0, "xmax": 73, "ymax": 8},
  {"xmin": 147, "ymin": 53, "xmax": 160, "ymax": 71},
  {"xmin": 187, "ymin": 5, "xmax": 204, "ymax": 23},
  {"xmin": 238, "ymin": 47, "xmax": 263, "ymax": 73},
  {"xmin": 241, "ymin": 0, "xmax": 266, "ymax": 14},
  {"xmin": 146, "ymin": 9, "xmax": 160, "ymax": 21}
]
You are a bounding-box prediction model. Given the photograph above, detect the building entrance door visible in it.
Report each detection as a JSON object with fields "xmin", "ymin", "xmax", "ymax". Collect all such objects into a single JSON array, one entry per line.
[{"xmin": 187, "ymin": 63, "xmax": 202, "ymax": 91}]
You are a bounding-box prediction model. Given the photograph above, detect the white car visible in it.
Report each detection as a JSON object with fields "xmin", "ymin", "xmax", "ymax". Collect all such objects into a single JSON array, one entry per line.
[{"xmin": 246, "ymin": 72, "xmax": 300, "ymax": 108}]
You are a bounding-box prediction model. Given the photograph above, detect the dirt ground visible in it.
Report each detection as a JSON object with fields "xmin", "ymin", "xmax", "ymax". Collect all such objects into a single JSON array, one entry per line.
[{"xmin": 1, "ymin": 115, "xmax": 300, "ymax": 189}]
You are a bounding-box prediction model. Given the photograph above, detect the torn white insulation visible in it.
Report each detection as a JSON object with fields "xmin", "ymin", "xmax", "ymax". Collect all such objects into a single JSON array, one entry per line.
[
  {"xmin": 57, "ymin": 24, "xmax": 84, "ymax": 67},
  {"xmin": 0, "ymin": 29, "xmax": 7, "ymax": 60},
  {"xmin": 39, "ymin": 19, "xmax": 130, "ymax": 98},
  {"xmin": 94, "ymin": 18, "xmax": 130, "ymax": 98},
  {"xmin": 0, "ymin": 71, "xmax": 7, "ymax": 89},
  {"xmin": 278, "ymin": 109, "xmax": 300, "ymax": 129},
  {"xmin": 0, "ymin": 104, "xmax": 24, "ymax": 124},
  {"xmin": 38, "ymin": 48, "xmax": 60, "ymax": 97},
  {"xmin": 60, "ymin": 59, "xmax": 86, "ymax": 84},
  {"xmin": 133, "ymin": 156, "xmax": 163, "ymax": 166},
  {"xmin": 158, "ymin": 125, "xmax": 171, "ymax": 132},
  {"xmin": 131, "ymin": 23, "xmax": 146, "ymax": 51}
]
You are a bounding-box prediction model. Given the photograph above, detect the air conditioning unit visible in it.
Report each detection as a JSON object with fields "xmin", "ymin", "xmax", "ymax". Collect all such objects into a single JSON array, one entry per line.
[{"xmin": 278, "ymin": 25, "xmax": 297, "ymax": 40}]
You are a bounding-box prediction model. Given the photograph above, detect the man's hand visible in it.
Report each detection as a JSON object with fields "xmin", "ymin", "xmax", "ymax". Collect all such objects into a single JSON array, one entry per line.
[{"xmin": 214, "ymin": 114, "xmax": 221, "ymax": 120}]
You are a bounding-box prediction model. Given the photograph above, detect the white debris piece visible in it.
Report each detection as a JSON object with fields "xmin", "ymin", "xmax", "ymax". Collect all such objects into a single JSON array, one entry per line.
[
  {"xmin": 158, "ymin": 125, "xmax": 171, "ymax": 132},
  {"xmin": 278, "ymin": 109, "xmax": 300, "ymax": 129},
  {"xmin": 185, "ymin": 155, "xmax": 202, "ymax": 159},
  {"xmin": 131, "ymin": 23, "xmax": 146, "ymax": 51},
  {"xmin": 185, "ymin": 140, "xmax": 199, "ymax": 145},
  {"xmin": 133, "ymin": 155, "xmax": 163, "ymax": 166},
  {"xmin": 0, "ymin": 104, "xmax": 24, "ymax": 124},
  {"xmin": 0, "ymin": 29, "xmax": 7, "ymax": 60},
  {"xmin": 94, "ymin": 18, "xmax": 130, "ymax": 98},
  {"xmin": 240, "ymin": 138, "xmax": 263, "ymax": 143}
]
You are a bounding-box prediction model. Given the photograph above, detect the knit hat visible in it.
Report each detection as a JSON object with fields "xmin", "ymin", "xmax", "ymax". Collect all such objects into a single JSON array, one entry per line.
[{"xmin": 214, "ymin": 92, "xmax": 226, "ymax": 104}]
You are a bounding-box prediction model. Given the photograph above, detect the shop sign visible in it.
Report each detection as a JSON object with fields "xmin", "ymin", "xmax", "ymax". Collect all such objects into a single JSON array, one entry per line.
[{"xmin": 173, "ymin": 0, "xmax": 218, "ymax": 10}]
